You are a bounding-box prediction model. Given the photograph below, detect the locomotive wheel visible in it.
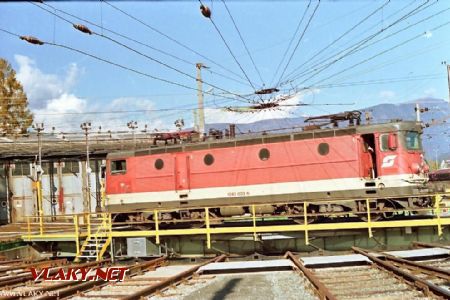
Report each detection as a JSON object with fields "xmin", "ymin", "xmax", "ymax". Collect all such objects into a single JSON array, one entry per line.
[{"xmin": 358, "ymin": 200, "xmax": 383, "ymax": 222}]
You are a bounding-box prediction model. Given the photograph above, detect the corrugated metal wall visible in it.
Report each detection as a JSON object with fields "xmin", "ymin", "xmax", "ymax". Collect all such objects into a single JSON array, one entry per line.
[{"xmin": 4, "ymin": 160, "xmax": 101, "ymax": 223}]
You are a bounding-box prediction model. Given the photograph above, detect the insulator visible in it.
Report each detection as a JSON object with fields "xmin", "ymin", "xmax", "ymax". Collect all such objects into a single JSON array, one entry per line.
[
  {"xmin": 19, "ymin": 36, "xmax": 44, "ymax": 45},
  {"xmin": 200, "ymin": 4, "xmax": 211, "ymax": 18},
  {"xmin": 73, "ymin": 24, "xmax": 93, "ymax": 35}
]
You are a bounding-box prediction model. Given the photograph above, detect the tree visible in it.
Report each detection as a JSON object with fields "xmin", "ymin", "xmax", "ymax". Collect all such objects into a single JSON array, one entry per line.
[{"xmin": 0, "ymin": 58, "xmax": 33, "ymax": 135}]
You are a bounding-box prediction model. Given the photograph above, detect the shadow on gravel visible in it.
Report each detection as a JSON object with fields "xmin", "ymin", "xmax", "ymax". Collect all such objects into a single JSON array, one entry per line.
[{"xmin": 212, "ymin": 278, "xmax": 242, "ymax": 300}]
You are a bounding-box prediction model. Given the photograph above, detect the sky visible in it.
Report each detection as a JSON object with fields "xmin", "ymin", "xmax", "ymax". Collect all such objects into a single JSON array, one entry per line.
[{"xmin": 0, "ymin": 0, "xmax": 449, "ymax": 132}]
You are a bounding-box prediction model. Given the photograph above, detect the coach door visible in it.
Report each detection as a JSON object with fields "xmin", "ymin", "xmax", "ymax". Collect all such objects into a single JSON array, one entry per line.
[{"xmin": 174, "ymin": 154, "xmax": 191, "ymax": 192}]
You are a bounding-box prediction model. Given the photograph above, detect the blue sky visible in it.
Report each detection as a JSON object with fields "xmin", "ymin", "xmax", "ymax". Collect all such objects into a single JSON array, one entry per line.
[{"xmin": 1, "ymin": 0, "xmax": 449, "ymax": 132}]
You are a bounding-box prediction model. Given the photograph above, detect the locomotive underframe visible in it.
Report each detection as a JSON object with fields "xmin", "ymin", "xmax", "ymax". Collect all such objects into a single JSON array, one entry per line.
[{"xmin": 109, "ymin": 184, "xmax": 433, "ymax": 224}]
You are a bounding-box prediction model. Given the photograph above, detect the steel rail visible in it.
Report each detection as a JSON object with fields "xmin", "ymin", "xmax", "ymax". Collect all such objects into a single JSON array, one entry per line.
[
  {"xmin": 379, "ymin": 251, "xmax": 450, "ymax": 280},
  {"xmin": 284, "ymin": 251, "xmax": 337, "ymax": 300},
  {"xmin": 352, "ymin": 247, "xmax": 450, "ymax": 299},
  {"xmin": 412, "ymin": 241, "xmax": 450, "ymax": 249},
  {"xmin": 0, "ymin": 259, "xmax": 68, "ymax": 288},
  {"xmin": 34, "ymin": 257, "xmax": 166, "ymax": 300},
  {"xmin": 122, "ymin": 254, "xmax": 227, "ymax": 300},
  {"xmin": 0, "ymin": 260, "xmax": 112, "ymax": 300}
]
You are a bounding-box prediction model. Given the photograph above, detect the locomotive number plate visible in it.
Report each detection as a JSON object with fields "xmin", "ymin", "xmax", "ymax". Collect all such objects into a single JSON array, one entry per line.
[{"xmin": 227, "ymin": 191, "xmax": 250, "ymax": 197}]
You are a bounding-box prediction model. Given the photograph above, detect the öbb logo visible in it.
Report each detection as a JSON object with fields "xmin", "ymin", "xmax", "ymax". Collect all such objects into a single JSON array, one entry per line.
[
  {"xmin": 30, "ymin": 267, "xmax": 129, "ymax": 282},
  {"xmin": 381, "ymin": 155, "xmax": 397, "ymax": 168}
]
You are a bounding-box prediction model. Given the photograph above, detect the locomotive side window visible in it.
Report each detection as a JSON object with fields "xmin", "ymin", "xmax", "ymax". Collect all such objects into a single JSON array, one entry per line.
[
  {"xmin": 154, "ymin": 159, "xmax": 164, "ymax": 170},
  {"xmin": 318, "ymin": 143, "xmax": 329, "ymax": 155},
  {"xmin": 405, "ymin": 131, "xmax": 421, "ymax": 150},
  {"xmin": 111, "ymin": 160, "xmax": 126, "ymax": 174},
  {"xmin": 380, "ymin": 134, "xmax": 389, "ymax": 151},
  {"xmin": 259, "ymin": 148, "xmax": 270, "ymax": 161},
  {"xmin": 204, "ymin": 154, "xmax": 215, "ymax": 165}
]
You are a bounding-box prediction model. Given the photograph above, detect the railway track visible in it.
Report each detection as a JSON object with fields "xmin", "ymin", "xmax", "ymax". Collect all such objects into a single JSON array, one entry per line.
[{"xmin": 0, "ymin": 244, "xmax": 449, "ymax": 299}]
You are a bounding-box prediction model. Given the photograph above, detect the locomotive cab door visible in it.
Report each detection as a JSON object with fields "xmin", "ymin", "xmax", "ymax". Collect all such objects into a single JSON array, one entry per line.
[
  {"xmin": 174, "ymin": 154, "xmax": 191, "ymax": 192},
  {"xmin": 361, "ymin": 134, "xmax": 378, "ymax": 179}
]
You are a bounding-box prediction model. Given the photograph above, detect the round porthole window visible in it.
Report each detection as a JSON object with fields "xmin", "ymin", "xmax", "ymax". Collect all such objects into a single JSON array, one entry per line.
[
  {"xmin": 0, "ymin": 201, "xmax": 6, "ymax": 208},
  {"xmin": 204, "ymin": 154, "xmax": 214, "ymax": 166},
  {"xmin": 318, "ymin": 143, "xmax": 330, "ymax": 156},
  {"xmin": 259, "ymin": 148, "xmax": 270, "ymax": 161},
  {"xmin": 154, "ymin": 159, "xmax": 164, "ymax": 170}
]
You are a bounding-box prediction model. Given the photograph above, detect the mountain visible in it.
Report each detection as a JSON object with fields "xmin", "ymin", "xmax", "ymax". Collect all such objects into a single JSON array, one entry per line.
[{"xmin": 205, "ymin": 97, "xmax": 449, "ymax": 162}]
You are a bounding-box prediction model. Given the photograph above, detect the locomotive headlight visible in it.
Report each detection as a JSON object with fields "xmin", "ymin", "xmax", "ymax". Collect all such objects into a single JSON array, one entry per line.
[{"xmin": 410, "ymin": 163, "xmax": 421, "ymax": 174}]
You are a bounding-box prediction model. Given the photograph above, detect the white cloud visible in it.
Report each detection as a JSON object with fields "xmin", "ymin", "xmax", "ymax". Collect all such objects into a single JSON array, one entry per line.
[
  {"xmin": 424, "ymin": 87, "xmax": 436, "ymax": 97},
  {"xmin": 13, "ymin": 55, "xmax": 171, "ymax": 132},
  {"xmin": 15, "ymin": 55, "xmax": 80, "ymax": 109},
  {"xmin": 379, "ymin": 90, "xmax": 396, "ymax": 99}
]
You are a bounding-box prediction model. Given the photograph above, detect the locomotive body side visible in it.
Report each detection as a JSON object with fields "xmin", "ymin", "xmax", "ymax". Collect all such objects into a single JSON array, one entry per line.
[{"xmin": 105, "ymin": 121, "xmax": 429, "ymax": 213}]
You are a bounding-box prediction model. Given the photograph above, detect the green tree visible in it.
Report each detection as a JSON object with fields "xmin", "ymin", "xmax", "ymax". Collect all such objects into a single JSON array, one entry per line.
[{"xmin": 0, "ymin": 58, "xmax": 33, "ymax": 135}]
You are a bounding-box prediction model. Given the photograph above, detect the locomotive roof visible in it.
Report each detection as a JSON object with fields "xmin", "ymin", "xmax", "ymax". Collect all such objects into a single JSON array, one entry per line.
[{"xmin": 107, "ymin": 121, "xmax": 422, "ymax": 159}]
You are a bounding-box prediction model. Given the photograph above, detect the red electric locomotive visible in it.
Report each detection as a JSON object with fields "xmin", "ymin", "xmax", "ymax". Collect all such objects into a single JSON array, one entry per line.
[{"xmin": 104, "ymin": 117, "xmax": 431, "ymax": 222}]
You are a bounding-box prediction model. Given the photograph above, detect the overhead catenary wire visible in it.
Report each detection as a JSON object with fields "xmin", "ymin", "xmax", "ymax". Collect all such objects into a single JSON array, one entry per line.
[
  {"xmin": 198, "ymin": 0, "xmax": 259, "ymax": 93},
  {"xmin": 100, "ymin": 0, "xmax": 250, "ymax": 85},
  {"xmin": 291, "ymin": 2, "xmax": 446, "ymax": 87},
  {"xmin": 31, "ymin": 1, "xmax": 251, "ymax": 88},
  {"xmin": 281, "ymin": 0, "xmax": 391, "ymax": 85},
  {"xmin": 221, "ymin": 0, "xmax": 265, "ymax": 86},
  {"xmin": 283, "ymin": 0, "xmax": 437, "ymax": 87},
  {"xmin": 0, "ymin": 28, "xmax": 253, "ymax": 105},
  {"xmin": 303, "ymin": 18, "xmax": 450, "ymax": 90},
  {"xmin": 270, "ymin": 0, "xmax": 312, "ymax": 86},
  {"xmin": 275, "ymin": 0, "xmax": 321, "ymax": 87},
  {"xmin": 33, "ymin": 3, "xmax": 255, "ymax": 96}
]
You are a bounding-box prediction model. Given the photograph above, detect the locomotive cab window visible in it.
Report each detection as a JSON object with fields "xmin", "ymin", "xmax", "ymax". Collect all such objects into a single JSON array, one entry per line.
[
  {"xmin": 111, "ymin": 160, "xmax": 126, "ymax": 174},
  {"xmin": 380, "ymin": 134, "xmax": 389, "ymax": 151},
  {"xmin": 405, "ymin": 131, "xmax": 421, "ymax": 150}
]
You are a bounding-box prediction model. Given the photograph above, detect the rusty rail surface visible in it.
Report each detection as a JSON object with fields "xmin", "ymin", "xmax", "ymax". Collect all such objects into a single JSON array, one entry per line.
[
  {"xmin": 352, "ymin": 247, "xmax": 450, "ymax": 299},
  {"xmin": 380, "ymin": 252, "xmax": 450, "ymax": 279},
  {"xmin": 0, "ymin": 259, "xmax": 68, "ymax": 288},
  {"xmin": 412, "ymin": 241, "xmax": 450, "ymax": 249},
  {"xmin": 35, "ymin": 257, "xmax": 167, "ymax": 300},
  {"xmin": 122, "ymin": 255, "xmax": 227, "ymax": 300},
  {"xmin": 0, "ymin": 259, "xmax": 112, "ymax": 300},
  {"xmin": 284, "ymin": 251, "xmax": 337, "ymax": 300}
]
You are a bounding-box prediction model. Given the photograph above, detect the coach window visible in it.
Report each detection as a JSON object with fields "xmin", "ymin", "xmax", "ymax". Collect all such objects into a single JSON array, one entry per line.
[
  {"xmin": 111, "ymin": 160, "xmax": 126, "ymax": 174},
  {"xmin": 155, "ymin": 158, "xmax": 164, "ymax": 170},
  {"xmin": 318, "ymin": 143, "xmax": 329, "ymax": 156},
  {"xmin": 380, "ymin": 134, "xmax": 389, "ymax": 151},
  {"xmin": 259, "ymin": 148, "xmax": 270, "ymax": 161},
  {"xmin": 204, "ymin": 154, "xmax": 214, "ymax": 166}
]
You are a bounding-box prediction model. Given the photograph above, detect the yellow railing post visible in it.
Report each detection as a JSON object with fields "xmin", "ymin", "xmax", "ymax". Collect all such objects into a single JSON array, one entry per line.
[
  {"xmin": 96, "ymin": 233, "xmax": 99, "ymax": 261},
  {"xmin": 304, "ymin": 202, "xmax": 309, "ymax": 245},
  {"xmin": 205, "ymin": 207, "xmax": 211, "ymax": 249},
  {"xmin": 366, "ymin": 199, "xmax": 373, "ymax": 238},
  {"xmin": 87, "ymin": 212, "xmax": 91, "ymax": 237},
  {"xmin": 251, "ymin": 205, "xmax": 257, "ymax": 241},
  {"xmin": 27, "ymin": 216, "xmax": 31, "ymax": 241},
  {"xmin": 154, "ymin": 210, "xmax": 160, "ymax": 245},
  {"xmin": 74, "ymin": 215, "xmax": 80, "ymax": 256},
  {"xmin": 435, "ymin": 194, "xmax": 443, "ymax": 237},
  {"xmin": 36, "ymin": 181, "xmax": 44, "ymax": 236},
  {"xmin": 108, "ymin": 213, "xmax": 112, "ymax": 237}
]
